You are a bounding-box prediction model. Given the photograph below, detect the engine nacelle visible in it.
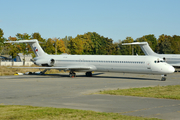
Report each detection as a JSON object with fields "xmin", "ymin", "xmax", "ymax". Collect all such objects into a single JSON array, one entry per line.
[
  {"xmin": 34, "ymin": 58, "xmax": 55, "ymax": 67},
  {"xmin": 48, "ymin": 59, "xmax": 55, "ymax": 66}
]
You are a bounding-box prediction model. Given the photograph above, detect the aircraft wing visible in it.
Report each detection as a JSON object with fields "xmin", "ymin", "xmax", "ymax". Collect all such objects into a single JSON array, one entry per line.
[{"xmin": 9, "ymin": 66, "xmax": 96, "ymax": 71}]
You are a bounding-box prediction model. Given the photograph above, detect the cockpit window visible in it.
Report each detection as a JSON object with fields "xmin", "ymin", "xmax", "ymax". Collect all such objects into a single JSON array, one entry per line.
[{"xmin": 154, "ymin": 60, "xmax": 165, "ymax": 63}]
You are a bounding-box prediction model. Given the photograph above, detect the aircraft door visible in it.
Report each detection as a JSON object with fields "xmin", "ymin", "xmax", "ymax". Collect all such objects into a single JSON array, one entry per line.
[{"xmin": 146, "ymin": 61, "xmax": 151, "ymax": 70}]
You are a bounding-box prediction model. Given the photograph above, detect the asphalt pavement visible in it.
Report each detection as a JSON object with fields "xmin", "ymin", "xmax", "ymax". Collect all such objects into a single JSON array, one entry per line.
[{"xmin": 0, "ymin": 72, "xmax": 180, "ymax": 120}]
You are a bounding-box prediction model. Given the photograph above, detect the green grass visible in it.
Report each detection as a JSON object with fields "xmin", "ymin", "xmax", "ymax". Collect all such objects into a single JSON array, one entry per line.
[
  {"xmin": 98, "ymin": 85, "xmax": 180, "ymax": 100},
  {"xmin": 0, "ymin": 105, "xmax": 160, "ymax": 120}
]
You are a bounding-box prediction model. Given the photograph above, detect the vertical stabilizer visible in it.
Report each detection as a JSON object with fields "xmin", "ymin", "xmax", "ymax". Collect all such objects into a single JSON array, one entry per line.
[
  {"xmin": 5, "ymin": 39, "xmax": 48, "ymax": 57},
  {"xmin": 122, "ymin": 42, "xmax": 157, "ymax": 55}
]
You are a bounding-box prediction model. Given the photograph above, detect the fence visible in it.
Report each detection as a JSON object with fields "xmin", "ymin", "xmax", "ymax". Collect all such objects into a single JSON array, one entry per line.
[{"xmin": 0, "ymin": 62, "xmax": 34, "ymax": 66}]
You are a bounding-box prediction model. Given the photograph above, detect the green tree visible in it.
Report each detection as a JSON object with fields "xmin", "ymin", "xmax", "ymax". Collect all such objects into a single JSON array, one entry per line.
[
  {"xmin": 7, "ymin": 36, "xmax": 19, "ymax": 59},
  {"xmin": 62, "ymin": 36, "xmax": 71, "ymax": 53},
  {"xmin": 16, "ymin": 33, "xmax": 31, "ymax": 40},
  {"xmin": 44, "ymin": 38, "xmax": 55, "ymax": 54},
  {"xmin": 89, "ymin": 32, "xmax": 101, "ymax": 54},
  {"xmin": 67, "ymin": 32, "xmax": 118, "ymax": 55},
  {"xmin": 171, "ymin": 35, "xmax": 180, "ymax": 54},
  {"xmin": 0, "ymin": 28, "xmax": 4, "ymax": 42},
  {"xmin": 119, "ymin": 37, "xmax": 134, "ymax": 55},
  {"xmin": 111, "ymin": 42, "xmax": 121, "ymax": 55},
  {"xmin": 0, "ymin": 28, "xmax": 4, "ymax": 55},
  {"xmin": 16, "ymin": 33, "xmax": 31, "ymax": 54},
  {"xmin": 68, "ymin": 36, "xmax": 84, "ymax": 54},
  {"xmin": 16, "ymin": 33, "xmax": 32, "ymax": 64},
  {"xmin": 157, "ymin": 34, "xmax": 172, "ymax": 54},
  {"xmin": 85, "ymin": 32, "xmax": 115, "ymax": 55},
  {"xmin": 73, "ymin": 33, "xmax": 94, "ymax": 55},
  {"xmin": 31, "ymin": 32, "xmax": 45, "ymax": 42}
]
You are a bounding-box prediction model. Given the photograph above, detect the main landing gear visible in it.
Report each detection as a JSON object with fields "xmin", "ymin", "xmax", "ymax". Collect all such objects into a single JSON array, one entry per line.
[
  {"xmin": 161, "ymin": 74, "xmax": 167, "ymax": 81},
  {"xmin": 86, "ymin": 72, "xmax": 92, "ymax": 77},
  {"xmin": 69, "ymin": 71, "xmax": 76, "ymax": 77},
  {"xmin": 69, "ymin": 71, "xmax": 92, "ymax": 77}
]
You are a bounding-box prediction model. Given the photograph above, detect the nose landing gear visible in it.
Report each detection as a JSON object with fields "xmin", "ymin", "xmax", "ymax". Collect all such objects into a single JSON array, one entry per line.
[{"xmin": 161, "ymin": 74, "xmax": 167, "ymax": 81}]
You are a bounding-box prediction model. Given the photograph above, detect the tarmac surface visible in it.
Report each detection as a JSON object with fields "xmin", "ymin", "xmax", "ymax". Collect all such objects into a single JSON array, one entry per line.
[{"xmin": 0, "ymin": 72, "xmax": 180, "ymax": 120}]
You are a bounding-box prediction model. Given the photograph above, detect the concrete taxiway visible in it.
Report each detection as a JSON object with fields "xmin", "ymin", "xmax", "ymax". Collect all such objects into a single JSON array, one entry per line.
[{"xmin": 0, "ymin": 72, "xmax": 180, "ymax": 120}]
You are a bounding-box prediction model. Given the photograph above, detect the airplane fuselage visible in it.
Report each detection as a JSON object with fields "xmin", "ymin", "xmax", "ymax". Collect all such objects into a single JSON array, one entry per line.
[{"xmin": 34, "ymin": 55, "xmax": 174, "ymax": 75}]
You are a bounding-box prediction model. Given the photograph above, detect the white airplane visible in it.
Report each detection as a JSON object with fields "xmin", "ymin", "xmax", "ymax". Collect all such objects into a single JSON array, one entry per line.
[
  {"xmin": 122, "ymin": 42, "xmax": 180, "ymax": 68},
  {"xmin": 5, "ymin": 39, "xmax": 175, "ymax": 81}
]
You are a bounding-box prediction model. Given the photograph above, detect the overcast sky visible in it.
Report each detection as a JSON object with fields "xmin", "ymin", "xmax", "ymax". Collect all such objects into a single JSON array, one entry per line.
[{"xmin": 1, "ymin": 0, "xmax": 180, "ymax": 42}]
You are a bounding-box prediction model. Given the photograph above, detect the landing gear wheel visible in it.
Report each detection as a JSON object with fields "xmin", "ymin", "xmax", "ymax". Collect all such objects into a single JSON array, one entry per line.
[
  {"xmin": 160, "ymin": 74, "xmax": 167, "ymax": 81},
  {"xmin": 161, "ymin": 77, "xmax": 166, "ymax": 81},
  {"xmin": 73, "ymin": 73, "xmax": 76, "ymax": 77},
  {"xmin": 86, "ymin": 72, "xmax": 92, "ymax": 77},
  {"xmin": 69, "ymin": 71, "xmax": 76, "ymax": 77}
]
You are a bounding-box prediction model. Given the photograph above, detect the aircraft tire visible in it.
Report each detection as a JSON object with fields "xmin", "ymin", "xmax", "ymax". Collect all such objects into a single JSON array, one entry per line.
[
  {"xmin": 69, "ymin": 73, "xmax": 72, "ymax": 77},
  {"xmin": 73, "ymin": 73, "xmax": 76, "ymax": 77},
  {"xmin": 86, "ymin": 72, "xmax": 92, "ymax": 77},
  {"xmin": 161, "ymin": 77, "xmax": 166, "ymax": 81},
  {"xmin": 69, "ymin": 71, "xmax": 76, "ymax": 77}
]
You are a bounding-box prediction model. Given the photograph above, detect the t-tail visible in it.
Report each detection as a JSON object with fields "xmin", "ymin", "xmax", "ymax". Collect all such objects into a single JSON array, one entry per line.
[
  {"xmin": 122, "ymin": 42, "xmax": 158, "ymax": 56},
  {"xmin": 5, "ymin": 39, "xmax": 48, "ymax": 57}
]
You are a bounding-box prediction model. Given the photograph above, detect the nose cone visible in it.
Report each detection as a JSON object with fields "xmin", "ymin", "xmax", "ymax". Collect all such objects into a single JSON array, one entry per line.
[{"xmin": 168, "ymin": 66, "xmax": 175, "ymax": 73}]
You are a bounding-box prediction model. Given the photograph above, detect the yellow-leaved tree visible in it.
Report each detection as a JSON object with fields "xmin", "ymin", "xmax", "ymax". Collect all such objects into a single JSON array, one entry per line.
[{"xmin": 56, "ymin": 39, "xmax": 66, "ymax": 54}]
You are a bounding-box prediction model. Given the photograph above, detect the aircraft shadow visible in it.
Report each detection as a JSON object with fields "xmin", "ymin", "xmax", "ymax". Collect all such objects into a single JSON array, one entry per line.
[
  {"xmin": 9, "ymin": 73, "xmax": 159, "ymax": 81},
  {"xmin": 36, "ymin": 73, "xmax": 159, "ymax": 81},
  {"xmin": 91, "ymin": 75, "xmax": 159, "ymax": 81}
]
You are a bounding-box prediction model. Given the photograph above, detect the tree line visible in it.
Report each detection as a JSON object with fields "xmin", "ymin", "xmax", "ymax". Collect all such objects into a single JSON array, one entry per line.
[{"xmin": 0, "ymin": 28, "xmax": 180, "ymax": 59}]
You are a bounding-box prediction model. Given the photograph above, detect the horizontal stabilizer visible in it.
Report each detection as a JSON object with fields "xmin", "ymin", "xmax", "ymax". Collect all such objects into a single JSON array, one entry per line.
[
  {"xmin": 5, "ymin": 39, "xmax": 38, "ymax": 43},
  {"xmin": 122, "ymin": 42, "xmax": 148, "ymax": 45}
]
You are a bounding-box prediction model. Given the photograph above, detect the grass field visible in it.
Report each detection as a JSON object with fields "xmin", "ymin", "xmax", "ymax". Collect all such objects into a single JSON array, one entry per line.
[
  {"xmin": 0, "ymin": 105, "xmax": 160, "ymax": 120},
  {"xmin": 98, "ymin": 85, "xmax": 180, "ymax": 100}
]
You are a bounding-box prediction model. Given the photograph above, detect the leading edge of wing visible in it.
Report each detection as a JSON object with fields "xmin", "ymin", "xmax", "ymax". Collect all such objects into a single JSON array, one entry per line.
[{"xmin": 9, "ymin": 66, "xmax": 92, "ymax": 70}]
